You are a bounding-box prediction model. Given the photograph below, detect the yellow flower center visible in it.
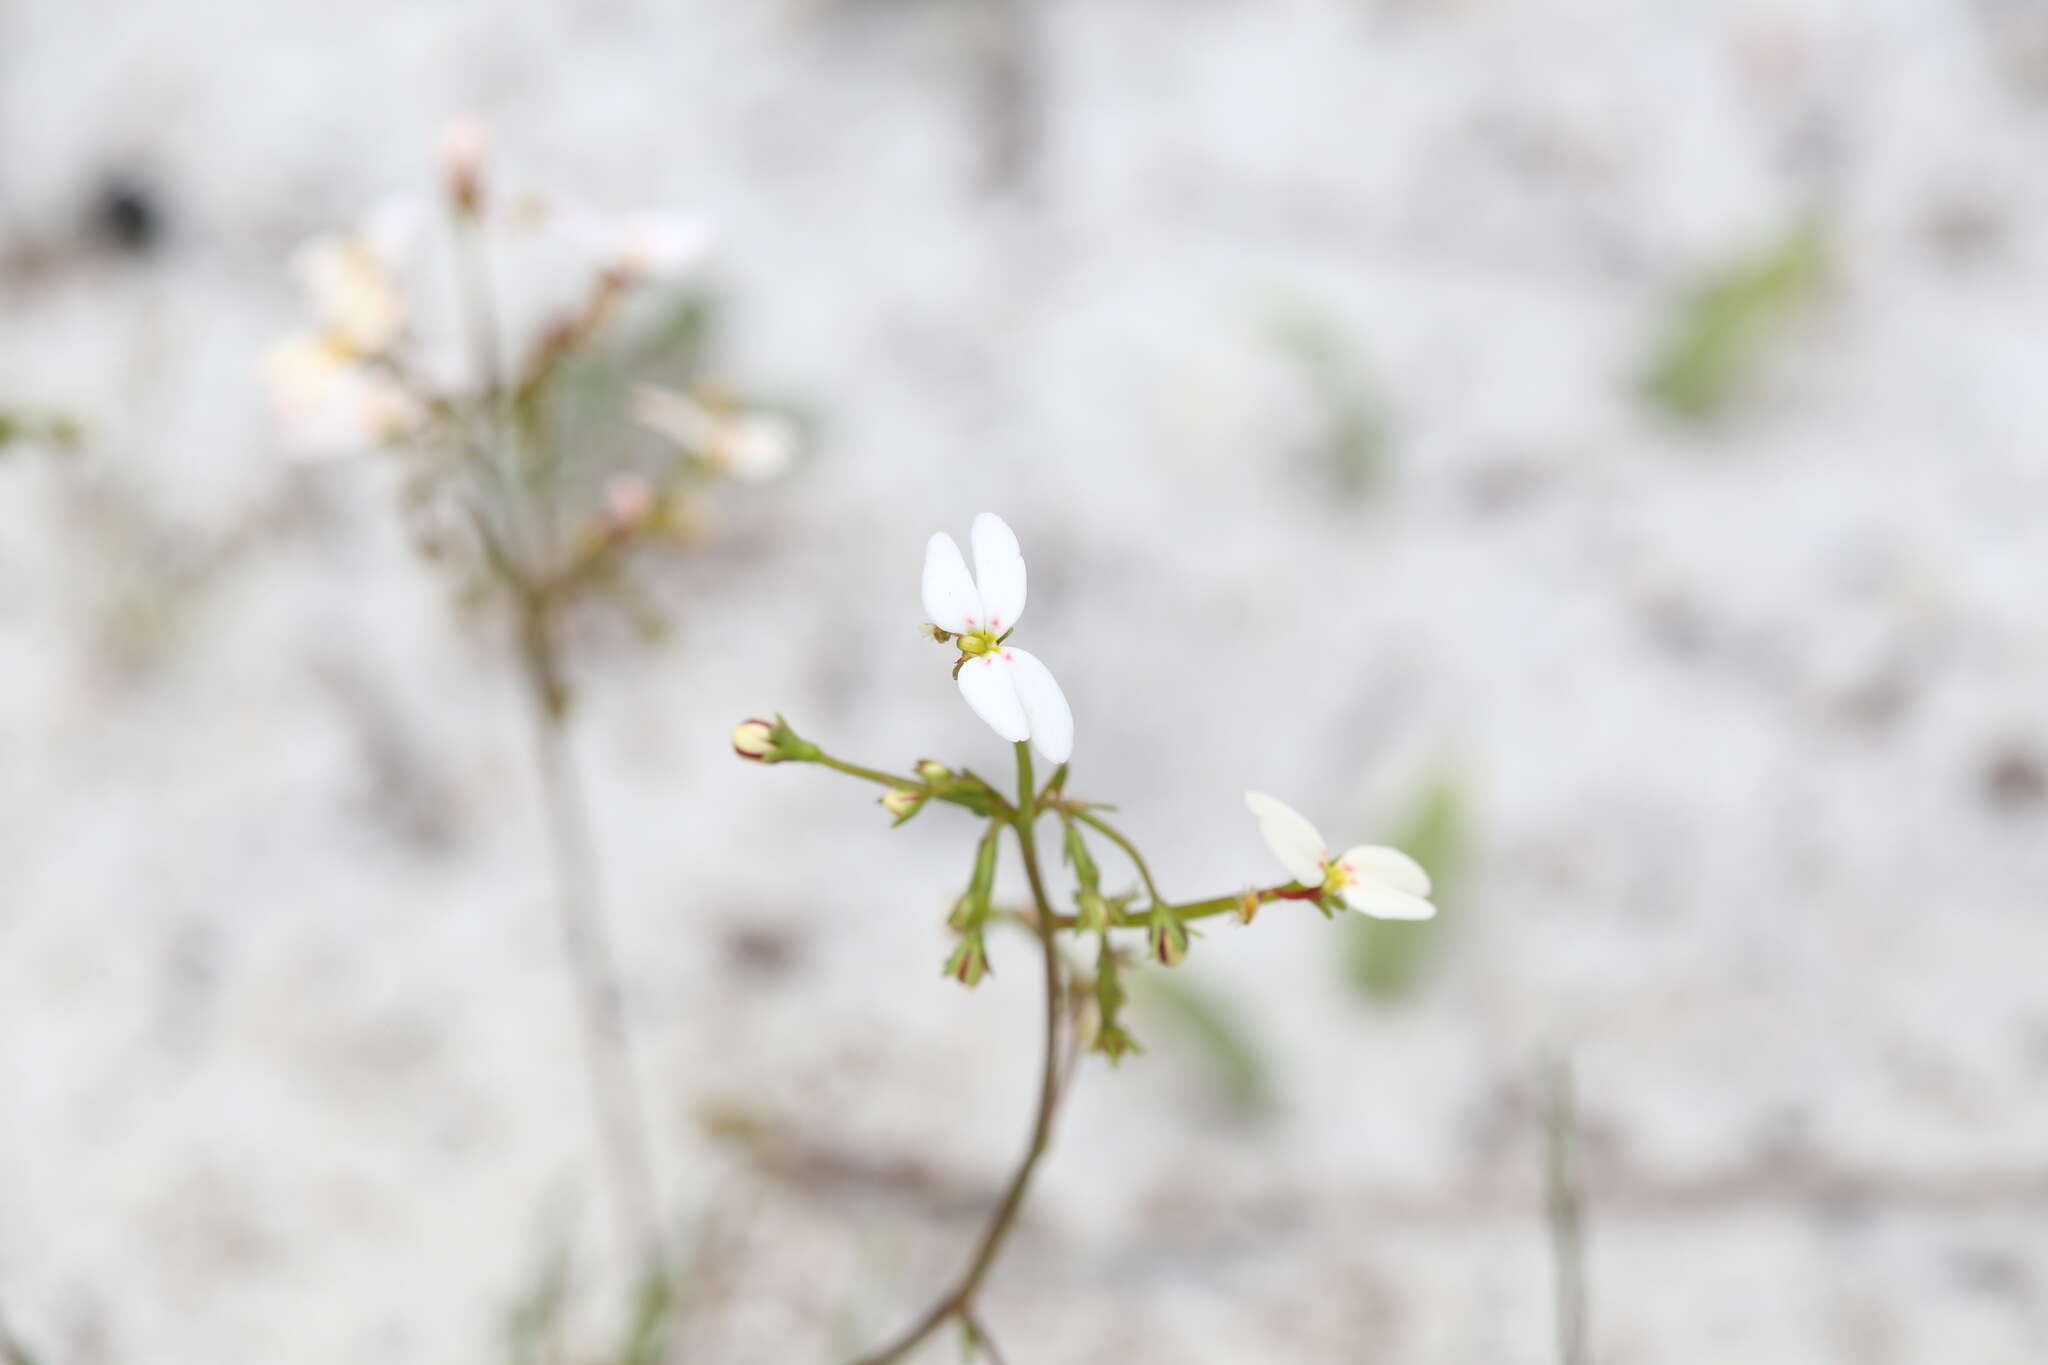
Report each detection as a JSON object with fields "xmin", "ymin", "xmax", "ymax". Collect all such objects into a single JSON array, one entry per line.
[{"xmin": 957, "ymin": 629, "xmax": 1001, "ymax": 657}]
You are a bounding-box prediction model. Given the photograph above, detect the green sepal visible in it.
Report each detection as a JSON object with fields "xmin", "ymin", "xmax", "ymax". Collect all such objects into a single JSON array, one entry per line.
[
  {"xmin": 944, "ymin": 932, "xmax": 988, "ymax": 988},
  {"xmin": 1091, "ymin": 938, "xmax": 1140, "ymax": 1060},
  {"xmin": 1148, "ymin": 909, "xmax": 1190, "ymax": 967},
  {"xmin": 765, "ymin": 713, "xmax": 819, "ymax": 763}
]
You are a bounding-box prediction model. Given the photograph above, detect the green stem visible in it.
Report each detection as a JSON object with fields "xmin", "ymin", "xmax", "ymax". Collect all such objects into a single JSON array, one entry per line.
[
  {"xmin": 813, "ymin": 754, "xmax": 927, "ymax": 791},
  {"xmin": 849, "ymin": 743, "xmax": 1067, "ymax": 1365},
  {"xmin": 1045, "ymin": 882, "xmax": 1322, "ymax": 931},
  {"xmin": 1072, "ymin": 809, "xmax": 1166, "ymax": 906},
  {"xmin": 810, "ymin": 753, "xmax": 1016, "ymax": 820}
]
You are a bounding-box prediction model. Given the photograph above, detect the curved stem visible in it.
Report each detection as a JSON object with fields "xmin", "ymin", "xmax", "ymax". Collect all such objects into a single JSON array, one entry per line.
[
  {"xmin": 1071, "ymin": 809, "xmax": 1165, "ymax": 906},
  {"xmin": 850, "ymin": 743, "xmax": 1067, "ymax": 1365}
]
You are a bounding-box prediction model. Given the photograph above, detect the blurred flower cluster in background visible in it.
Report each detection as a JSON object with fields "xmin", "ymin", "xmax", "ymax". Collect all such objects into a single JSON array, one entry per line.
[{"xmin": 5, "ymin": 1, "xmax": 2048, "ymax": 1362}]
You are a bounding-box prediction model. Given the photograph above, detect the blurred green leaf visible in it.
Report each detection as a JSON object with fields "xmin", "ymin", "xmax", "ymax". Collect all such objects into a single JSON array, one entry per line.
[
  {"xmin": 1264, "ymin": 306, "xmax": 1390, "ymax": 496},
  {"xmin": 1345, "ymin": 775, "xmax": 1467, "ymax": 1001},
  {"xmin": 0, "ymin": 1310, "xmax": 41, "ymax": 1365},
  {"xmin": 617, "ymin": 1267, "xmax": 675, "ymax": 1365},
  {"xmin": 1135, "ymin": 972, "xmax": 1274, "ymax": 1117},
  {"xmin": 503, "ymin": 1239, "xmax": 571, "ymax": 1365},
  {"xmin": 0, "ymin": 409, "xmax": 83, "ymax": 456},
  {"xmin": 1643, "ymin": 219, "xmax": 1829, "ymax": 422}
]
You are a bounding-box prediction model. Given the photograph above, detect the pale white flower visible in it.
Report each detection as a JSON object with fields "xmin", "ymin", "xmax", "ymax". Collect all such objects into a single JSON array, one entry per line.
[
  {"xmin": 630, "ymin": 385, "xmax": 794, "ymax": 481},
  {"xmin": 262, "ymin": 334, "xmax": 421, "ymax": 458},
  {"xmin": 1244, "ymin": 791, "xmax": 1435, "ymax": 920},
  {"xmin": 599, "ymin": 212, "xmax": 713, "ymax": 283},
  {"xmin": 288, "ymin": 201, "xmax": 418, "ymax": 357},
  {"xmin": 921, "ymin": 513, "xmax": 1073, "ymax": 764},
  {"xmin": 602, "ymin": 472, "xmax": 658, "ymax": 530},
  {"xmin": 439, "ymin": 112, "xmax": 490, "ymax": 202}
]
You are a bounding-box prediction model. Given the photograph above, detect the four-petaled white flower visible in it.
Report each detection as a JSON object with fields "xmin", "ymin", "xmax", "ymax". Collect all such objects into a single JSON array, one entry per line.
[
  {"xmin": 1244, "ymin": 792, "xmax": 1436, "ymax": 920},
  {"xmin": 922, "ymin": 513, "xmax": 1073, "ymax": 764}
]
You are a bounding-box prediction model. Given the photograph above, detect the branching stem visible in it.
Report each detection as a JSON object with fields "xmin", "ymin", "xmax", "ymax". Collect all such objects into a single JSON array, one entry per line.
[
  {"xmin": 1070, "ymin": 809, "xmax": 1165, "ymax": 905},
  {"xmin": 850, "ymin": 743, "xmax": 1067, "ymax": 1365}
]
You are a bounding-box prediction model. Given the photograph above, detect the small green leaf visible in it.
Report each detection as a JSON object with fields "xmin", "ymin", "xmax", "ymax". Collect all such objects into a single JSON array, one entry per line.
[
  {"xmin": 1643, "ymin": 219, "xmax": 1829, "ymax": 422},
  {"xmin": 1264, "ymin": 305, "xmax": 1391, "ymax": 497}
]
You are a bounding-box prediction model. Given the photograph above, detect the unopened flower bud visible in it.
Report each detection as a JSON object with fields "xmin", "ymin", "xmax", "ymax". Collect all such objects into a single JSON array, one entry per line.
[
  {"xmin": 732, "ymin": 719, "xmax": 775, "ymax": 760},
  {"xmin": 880, "ymin": 787, "xmax": 926, "ymax": 825},
  {"xmin": 1062, "ymin": 823, "xmax": 1101, "ymax": 892},
  {"xmin": 439, "ymin": 113, "xmax": 489, "ymax": 213},
  {"xmin": 1091, "ymin": 940, "xmax": 1140, "ymax": 1061},
  {"xmin": 1148, "ymin": 910, "xmax": 1190, "ymax": 967},
  {"xmin": 944, "ymin": 933, "xmax": 988, "ymax": 988},
  {"xmin": 919, "ymin": 622, "xmax": 953, "ymax": 645},
  {"xmin": 603, "ymin": 473, "xmax": 657, "ymax": 533},
  {"xmin": 1077, "ymin": 888, "xmax": 1109, "ymax": 934},
  {"xmin": 915, "ymin": 759, "xmax": 952, "ymax": 783},
  {"xmin": 730, "ymin": 715, "xmax": 817, "ymax": 764}
]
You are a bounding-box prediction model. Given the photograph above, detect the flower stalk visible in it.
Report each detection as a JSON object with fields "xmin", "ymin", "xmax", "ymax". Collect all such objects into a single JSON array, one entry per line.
[
  {"xmin": 849, "ymin": 742, "xmax": 1068, "ymax": 1365},
  {"xmin": 736, "ymin": 510, "xmax": 1436, "ymax": 1361}
]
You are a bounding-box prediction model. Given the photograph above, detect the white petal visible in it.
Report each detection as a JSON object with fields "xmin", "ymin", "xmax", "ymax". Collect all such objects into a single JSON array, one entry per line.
[
  {"xmin": 727, "ymin": 413, "xmax": 797, "ymax": 481},
  {"xmin": 1338, "ymin": 881, "xmax": 1438, "ymax": 921},
  {"xmin": 1336, "ymin": 844, "xmax": 1432, "ymax": 898},
  {"xmin": 263, "ymin": 335, "xmax": 420, "ymax": 458},
  {"xmin": 1003, "ymin": 647, "xmax": 1072, "ymax": 764},
  {"xmin": 970, "ymin": 512, "xmax": 1027, "ymax": 634},
  {"xmin": 1244, "ymin": 792, "xmax": 1328, "ymax": 886},
  {"xmin": 922, "ymin": 532, "xmax": 985, "ymax": 634},
  {"xmin": 630, "ymin": 384, "xmax": 715, "ymax": 449},
  {"xmin": 957, "ymin": 652, "xmax": 1029, "ymax": 743},
  {"xmin": 606, "ymin": 211, "xmax": 714, "ymax": 282}
]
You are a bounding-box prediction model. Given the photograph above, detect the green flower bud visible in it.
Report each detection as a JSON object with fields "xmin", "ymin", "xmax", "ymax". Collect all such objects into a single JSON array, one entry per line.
[
  {"xmin": 879, "ymin": 787, "xmax": 927, "ymax": 825},
  {"xmin": 1062, "ymin": 822, "xmax": 1101, "ymax": 890},
  {"xmin": 944, "ymin": 933, "xmax": 988, "ymax": 988},
  {"xmin": 1148, "ymin": 909, "xmax": 1190, "ymax": 967},
  {"xmin": 1091, "ymin": 939, "xmax": 1140, "ymax": 1061}
]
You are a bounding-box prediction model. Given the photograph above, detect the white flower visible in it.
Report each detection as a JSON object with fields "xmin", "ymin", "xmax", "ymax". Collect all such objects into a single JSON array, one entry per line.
[
  {"xmin": 439, "ymin": 112, "xmax": 490, "ymax": 205},
  {"xmin": 262, "ymin": 334, "xmax": 421, "ymax": 458},
  {"xmin": 598, "ymin": 212, "xmax": 713, "ymax": 283},
  {"xmin": 1244, "ymin": 792, "xmax": 1435, "ymax": 920},
  {"xmin": 630, "ymin": 385, "xmax": 794, "ymax": 482},
  {"xmin": 921, "ymin": 513, "xmax": 1073, "ymax": 764},
  {"xmin": 288, "ymin": 201, "xmax": 419, "ymax": 357}
]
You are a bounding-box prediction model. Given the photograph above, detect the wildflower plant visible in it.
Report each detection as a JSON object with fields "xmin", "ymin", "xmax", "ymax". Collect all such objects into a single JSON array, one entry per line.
[
  {"xmin": 267, "ymin": 117, "xmax": 794, "ymax": 1269},
  {"xmin": 736, "ymin": 513, "xmax": 1434, "ymax": 1363}
]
